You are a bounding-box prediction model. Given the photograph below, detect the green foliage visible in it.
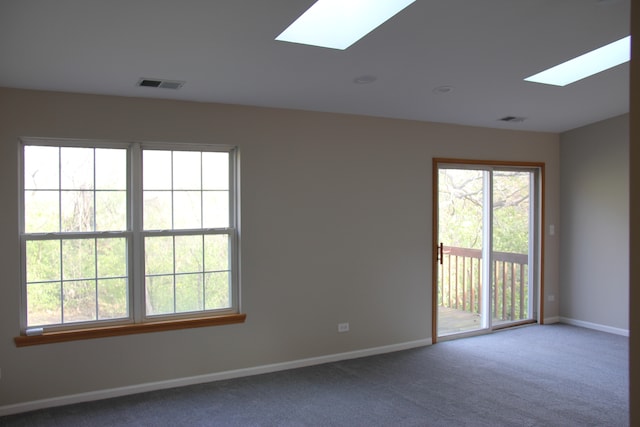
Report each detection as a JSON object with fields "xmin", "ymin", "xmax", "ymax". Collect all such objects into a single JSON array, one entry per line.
[
  {"xmin": 438, "ymin": 169, "xmax": 484, "ymax": 249},
  {"xmin": 62, "ymin": 280, "xmax": 96, "ymax": 322},
  {"xmin": 205, "ymin": 272, "xmax": 230, "ymax": 309},
  {"xmin": 492, "ymin": 171, "xmax": 530, "ymax": 254},
  {"xmin": 26, "ymin": 240, "xmax": 60, "ymax": 282},
  {"xmin": 98, "ymin": 278, "xmax": 127, "ymax": 319},
  {"xmin": 146, "ymin": 275, "xmax": 174, "ymax": 315},
  {"xmin": 27, "ymin": 282, "xmax": 61, "ymax": 325},
  {"xmin": 438, "ymin": 169, "xmax": 530, "ymax": 253},
  {"xmin": 145, "ymin": 235, "xmax": 231, "ymax": 316},
  {"xmin": 63, "ymin": 239, "xmax": 96, "ymax": 279},
  {"xmin": 26, "ymin": 237, "xmax": 130, "ymax": 326}
]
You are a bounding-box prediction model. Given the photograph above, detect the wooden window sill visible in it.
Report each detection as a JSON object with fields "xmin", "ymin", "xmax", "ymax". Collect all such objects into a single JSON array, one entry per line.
[{"xmin": 14, "ymin": 313, "xmax": 246, "ymax": 347}]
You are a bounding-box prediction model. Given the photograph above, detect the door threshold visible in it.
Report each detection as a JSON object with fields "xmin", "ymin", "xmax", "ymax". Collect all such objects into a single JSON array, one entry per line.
[
  {"xmin": 437, "ymin": 320, "xmax": 538, "ymax": 342},
  {"xmin": 492, "ymin": 319, "xmax": 537, "ymax": 330},
  {"xmin": 437, "ymin": 328, "xmax": 490, "ymax": 342}
]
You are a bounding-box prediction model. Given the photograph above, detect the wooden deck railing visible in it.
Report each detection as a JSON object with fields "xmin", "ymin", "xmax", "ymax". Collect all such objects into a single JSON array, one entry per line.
[{"xmin": 439, "ymin": 246, "xmax": 529, "ymax": 322}]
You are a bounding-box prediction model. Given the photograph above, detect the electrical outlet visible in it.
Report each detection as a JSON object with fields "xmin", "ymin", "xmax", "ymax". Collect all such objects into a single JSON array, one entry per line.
[
  {"xmin": 338, "ymin": 322, "xmax": 349, "ymax": 333},
  {"xmin": 548, "ymin": 294, "xmax": 555, "ymax": 302}
]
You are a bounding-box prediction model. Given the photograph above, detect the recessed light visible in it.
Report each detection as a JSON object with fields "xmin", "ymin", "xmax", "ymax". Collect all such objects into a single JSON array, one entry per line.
[
  {"xmin": 433, "ymin": 85, "xmax": 454, "ymax": 94},
  {"xmin": 275, "ymin": 0, "xmax": 416, "ymax": 50},
  {"xmin": 353, "ymin": 75, "xmax": 377, "ymax": 84},
  {"xmin": 524, "ymin": 35, "xmax": 630, "ymax": 86}
]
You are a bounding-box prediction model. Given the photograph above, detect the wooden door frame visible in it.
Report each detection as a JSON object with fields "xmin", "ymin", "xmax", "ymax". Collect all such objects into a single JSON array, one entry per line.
[{"xmin": 432, "ymin": 158, "xmax": 546, "ymax": 344}]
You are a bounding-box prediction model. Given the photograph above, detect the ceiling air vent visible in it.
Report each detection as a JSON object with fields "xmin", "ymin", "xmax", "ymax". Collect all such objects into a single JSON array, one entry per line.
[
  {"xmin": 137, "ymin": 78, "xmax": 185, "ymax": 90},
  {"xmin": 498, "ymin": 116, "xmax": 526, "ymax": 123}
]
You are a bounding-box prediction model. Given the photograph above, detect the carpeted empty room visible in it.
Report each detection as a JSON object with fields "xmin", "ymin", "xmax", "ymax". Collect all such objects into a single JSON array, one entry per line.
[{"xmin": 0, "ymin": 324, "xmax": 628, "ymax": 427}]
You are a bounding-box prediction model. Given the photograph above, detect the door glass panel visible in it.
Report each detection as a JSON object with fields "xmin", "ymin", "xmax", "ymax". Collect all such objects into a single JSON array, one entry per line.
[
  {"xmin": 437, "ymin": 168, "xmax": 485, "ymax": 336},
  {"xmin": 492, "ymin": 171, "xmax": 532, "ymax": 325}
]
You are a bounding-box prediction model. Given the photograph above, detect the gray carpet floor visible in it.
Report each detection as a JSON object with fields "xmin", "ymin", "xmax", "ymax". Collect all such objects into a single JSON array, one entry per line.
[{"xmin": 0, "ymin": 324, "xmax": 629, "ymax": 426}]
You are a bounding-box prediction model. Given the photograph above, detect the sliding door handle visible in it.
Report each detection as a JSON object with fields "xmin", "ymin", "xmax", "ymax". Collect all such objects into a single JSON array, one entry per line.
[{"xmin": 437, "ymin": 242, "xmax": 444, "ymax": 265}]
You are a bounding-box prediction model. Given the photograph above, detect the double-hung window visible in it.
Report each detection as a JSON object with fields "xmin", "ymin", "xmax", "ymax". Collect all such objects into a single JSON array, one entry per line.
[{"xmin": 19, "ymin": 138, "xmax": 241, "ymax": 340}]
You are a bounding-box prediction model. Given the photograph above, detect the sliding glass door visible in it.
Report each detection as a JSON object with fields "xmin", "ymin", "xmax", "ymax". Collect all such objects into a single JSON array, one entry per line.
[{"xmin": 434, "ymin": 161, "xmax": 541, "ymax": 340}]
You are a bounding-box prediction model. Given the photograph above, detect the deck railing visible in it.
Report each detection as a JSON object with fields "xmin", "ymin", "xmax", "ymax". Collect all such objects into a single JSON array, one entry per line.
[{"xmin": 439, "ymin": 246, "xmax": 529, "ymax": 322}]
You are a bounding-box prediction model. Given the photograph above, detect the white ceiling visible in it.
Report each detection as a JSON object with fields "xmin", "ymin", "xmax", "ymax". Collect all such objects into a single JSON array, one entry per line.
[{"xmin": 0, "ymin": 0, "xmax": 631, "ymax": 133}]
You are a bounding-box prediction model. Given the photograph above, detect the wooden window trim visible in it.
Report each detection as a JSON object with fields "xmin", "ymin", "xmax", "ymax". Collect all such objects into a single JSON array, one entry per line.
[{"xmin": 14, "ymin": 313, "xmax": 246, "ymax": 347}]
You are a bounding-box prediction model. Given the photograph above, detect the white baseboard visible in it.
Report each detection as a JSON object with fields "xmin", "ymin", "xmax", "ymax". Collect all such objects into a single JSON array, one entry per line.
[
  {"xmin": 0, "ymin": 338, "xmax": 431, "ymax": 417},
  {"xmin": 543, "ymin": 316, "xmax": 560, "ymax": 324},
  {"xmin": 559, "ymin": 317, "xmax": 629, "ymax": 337}
]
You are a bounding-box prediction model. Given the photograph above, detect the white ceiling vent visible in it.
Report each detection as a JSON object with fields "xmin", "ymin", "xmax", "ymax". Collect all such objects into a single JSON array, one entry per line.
[{"xmin": 137, "ymin": 78, "xmax": 185, "ymax": 90}]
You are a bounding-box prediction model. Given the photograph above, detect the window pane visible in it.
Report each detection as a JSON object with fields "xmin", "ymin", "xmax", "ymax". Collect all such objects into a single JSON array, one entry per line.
[
  {"xmin": 96, "ymin": 191, "xmax": 126, "ymax": 231},
  {"xmin": 25, "ymin": 190, "xmax": 60, "ymax": 233},
  {"xmin": 203, "ymin": 191, "xmax": 229, "ymax": 228},
  {"xmin": 62, "ymin": 239, "xmax": 96, "ymax": 280},
  {"xmin": 146, "ymin": 275, "xmax": 174, "ymax": 315},
  {"xmin": 143, "ymin": 191, "xmax": 172, "ymax": 230},
  {"xmin": 175, "ymin": 235, "xmax": 203, "ymax": 273},
  {"xmin": 205, "ymin": 272, "xmax": 230, "ymax": 309},
  {"xmin": 24, "ymin": 146, "xmax": 59, "ymax": 190},
  {"xmin": 173, "ymin": 151, "xmax": 201, "ymax": 190},
  {"xmin": 176, "ymin": 273, "xmax": 203, "ymax": 313},
  {"xmin": 98, "ymin": 278, "xmax": 128, "ymax": 320},
  {"xmin": 27, "ymin": 281, "xmax": 61, "ymax": 326},
  {"xmin": 61, "ymin": 190, "xmax": 94, "ymax": 232},
  {"xmin": 204, "ymin": 235, "xmax": 229, "ymax": 272},
  {"xmin": 143, "ymin": 150, "xmax": 172, "ymax": 190},
  {"xmin": 26, "ymin": 240, "xmax": 61, "ymax": 282},
  {"xmin": 174, "ymin": 191, "xmax": 202, "ymax": 229},
  {"xmin": 61, "ymin": 147, "xmax": 94, "ymax": 190},
  {"xmin": 202, "ymin": 152, "xmax": 229, "ymax": 190},
  {"xmin": 95, "ymin": 148, "xmax": 126, "ymax": 190},
  {"xmin": 97, "ymin": 238, "xmax": 127, "ymax": 278},
  {"xmin": 145, "ymin": 236, "xmax": 174, "ymax": 275},
  {"xmin": 63, "ymin": 280, "xmax": 97, "ymax": 322}
]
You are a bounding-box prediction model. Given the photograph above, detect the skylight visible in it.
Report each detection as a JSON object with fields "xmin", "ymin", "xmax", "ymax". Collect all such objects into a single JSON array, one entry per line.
[
  {"xmin": 275, "ymin": 0, "xmax": 416, "ymax": 50},
  {"xmin": 524, "ymin": 35, "xmax": 631, "ymax": 86}
]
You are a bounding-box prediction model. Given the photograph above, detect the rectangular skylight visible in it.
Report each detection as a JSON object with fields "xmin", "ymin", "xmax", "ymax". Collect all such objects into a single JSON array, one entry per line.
[
  {"xmin": 275, "ymin": 0, "xmax": 416, "ymax": 50},
  {"xmin": 524, "ymin": 35, "xmax": 631, "ymax": 86}
]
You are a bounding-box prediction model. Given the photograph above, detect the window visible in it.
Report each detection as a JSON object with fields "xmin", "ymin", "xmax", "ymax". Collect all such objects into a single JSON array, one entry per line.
[{"xmin": 19, "ymin": 138, "xmax": 240, "ymax": 338}]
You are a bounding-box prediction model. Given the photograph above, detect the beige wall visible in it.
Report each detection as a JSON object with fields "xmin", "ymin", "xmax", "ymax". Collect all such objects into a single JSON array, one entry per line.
[
  {"xmin": 559, "ymin": 114, "xmax": 629, "ymax": 331},
  {"xmin": 0, "ymin": 87, "xmax": 559, "ymax": 408}
]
